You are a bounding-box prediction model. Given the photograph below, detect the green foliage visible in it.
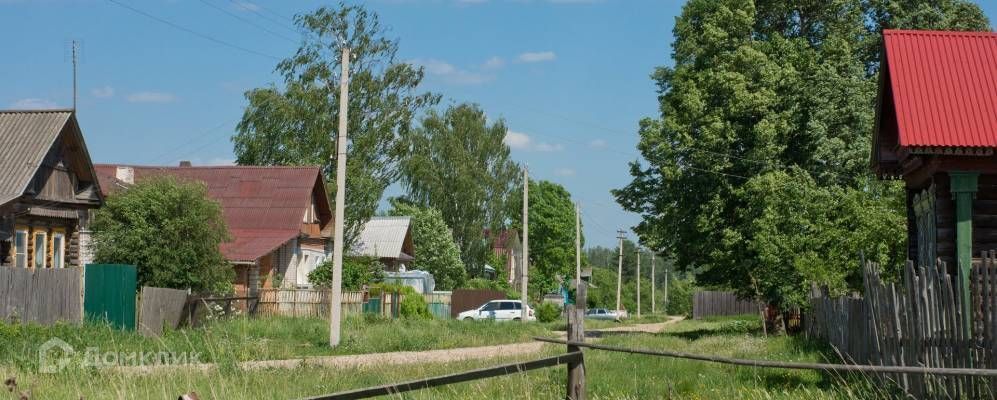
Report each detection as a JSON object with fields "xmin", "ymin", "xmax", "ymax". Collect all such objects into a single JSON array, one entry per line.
[
  {"xmin": 233, "ymin": 3, "xmax": 439, "ymax": 247},
  {"xmin": 613, "ymin": 0, "xmax": 989, "ymax": 309},
  {"xmin": 399, "ymin": 295, "xmax": 432, "ymax": 319},
  {"xmin": 307, "ymin": 257, "xmax": 384, "ymax": 290},
  {"xmin": 666, "ymin": 277, "xmax": 695, "ymax": 317},
  {"xmin": 535, "ymin": 302, "xmax": 562, "ymax": 323},
  {"xmin": 461, "ymin": 278, "xmax": 519, "ymax": 299},
  {"xmin": 90, "ymin": 176, "xmax": 233, "ymax": 294},
  {"xmin": 510, "ymin": 180, "xmax": 580, "ymax": 298},
  {"xmin": 386, "ymin": 200, "xmax": 467, "ymax": 290},
  {"xmin": 399, "ymin": 103, "xmax": 521, "ymax": 271}
]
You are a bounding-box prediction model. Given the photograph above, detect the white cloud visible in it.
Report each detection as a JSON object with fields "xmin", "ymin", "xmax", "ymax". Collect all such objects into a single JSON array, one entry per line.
[
  {"xmin": 482, "ymin": 56, "xmax": 504, "ymax": 70},
  {"xmin": 588, "ymin": 139, "xmax": 606, "ymax": 149},
  {"xmin": 412, "ymin": 58, "xmax": 494, "ymax": 85},
  {"xmin": 91, "ymin": 86, "xmax": 115, "ymax": 99},
  {"xmin": 504, "ymin": 130, "xmax": 563, "ymax": 152},
  {"xmin": 517, "ymin": 51, "xmax": 556, "ymax": 63},
  {"xmin": 126, "ymin": 91, "xmax": 176, "ymax": 103},
  {"xmin": 555, "ymin": 167, "xmax": 576, "ymax": 177},
  {"xmin": 9, "ymin": 98, "xmax": 58, "ymax": 109}
]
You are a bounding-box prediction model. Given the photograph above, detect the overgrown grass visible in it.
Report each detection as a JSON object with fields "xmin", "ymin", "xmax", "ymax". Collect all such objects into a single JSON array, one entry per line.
[
  {"xmin": 1, "ymin": 315, "xmax": 893, "ymax": 399},
  {"xmin": 0, "ymin": 315, "xmax": 553, "ymax": 371}
]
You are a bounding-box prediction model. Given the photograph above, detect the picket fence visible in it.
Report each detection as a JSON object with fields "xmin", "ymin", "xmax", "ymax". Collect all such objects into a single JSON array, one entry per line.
[
  {"xmin": 256, "ymin": 289, "xmax": 366, "ymax": 318},
  {"xmin": 807, "ymin": 252, "xmax": 997, "ymax": 399}
]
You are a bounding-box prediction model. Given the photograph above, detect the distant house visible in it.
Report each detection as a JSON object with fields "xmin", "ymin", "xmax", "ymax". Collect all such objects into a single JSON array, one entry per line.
[
  {"xmin": 354, "ymin": 216, "xmax": 414, "ymax": 271},
  {"xmin": 95, "ymin": 162, "xmax": 332, "ymax": 295},
  {"xmin": 0, "ymin": 110, "xmax": 103, "ymax": 269},
  {"xmin": 487, "ymin": 229, "xmax": 523, "ymax": 285}
]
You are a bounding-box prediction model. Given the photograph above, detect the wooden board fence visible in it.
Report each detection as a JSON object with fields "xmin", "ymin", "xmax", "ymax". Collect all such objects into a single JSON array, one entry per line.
[
  {"xmin": 807, "ymin": 253, "xmax": 997, "ymax": 399},
  {"xmin": 0, "ymin": 267, "xmax": 82, "ymax": 325},
  {"xmin": 257, "ymin": 289, "xmax": 365, "ymax": 318},
  {"xmin": 138, "ymin": 286, "xmax": 189, "ymax": 337},
  {"xmin": 692, "ymin": 291, "xmax": 759, "ymax": 319}
]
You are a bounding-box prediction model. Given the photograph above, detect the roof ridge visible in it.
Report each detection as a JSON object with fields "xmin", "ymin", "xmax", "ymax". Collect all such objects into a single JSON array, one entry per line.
[
  {"xmin": 883, "ymin": 29, "xmax": 997, "ymax": 37},
  {"xmin": 95, "ymin": 163, "xmax": 322, "ymax": 170},
  {"xmin": 0, "ymin": 109, "xmax": 75, "ymax": 114}
]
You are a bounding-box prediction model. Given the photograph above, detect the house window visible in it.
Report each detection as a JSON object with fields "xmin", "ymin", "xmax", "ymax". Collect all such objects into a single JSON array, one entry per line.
[
  {"xmin": 14, "ymin": 230, "xmax": 27, "ymax": 268},
  {"xmin": 33, "ymin": 231, "xmax": 47, "ymax": 268},
  {"xmin": 52, "ymin": 233, "xmax": 65, "ymax": 268}
]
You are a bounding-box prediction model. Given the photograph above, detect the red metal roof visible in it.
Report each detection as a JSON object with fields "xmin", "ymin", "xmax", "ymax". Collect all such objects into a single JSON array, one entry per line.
[
  {"xmin": 94, "ymin": 164, "xmax": 332, "ymax": 262},
  {"xmin": 882, "ymin": 29, "xmax": 997, "ymax": 148}
]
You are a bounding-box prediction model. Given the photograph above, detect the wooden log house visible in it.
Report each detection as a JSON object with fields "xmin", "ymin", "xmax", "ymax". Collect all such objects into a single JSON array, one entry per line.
[
  {"xmin": 872, "ymin": 30, "xmax": 997, "ymax": 311},
  {"xmin": 0, "ymin": 110, "xmax": 104, "ymax": 269}
]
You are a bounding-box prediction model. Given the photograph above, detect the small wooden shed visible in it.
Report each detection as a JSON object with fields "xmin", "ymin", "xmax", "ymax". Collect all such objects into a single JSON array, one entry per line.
[{"xmin": 872, "ymin": 30, "xmax": 997, "ymax": 288}]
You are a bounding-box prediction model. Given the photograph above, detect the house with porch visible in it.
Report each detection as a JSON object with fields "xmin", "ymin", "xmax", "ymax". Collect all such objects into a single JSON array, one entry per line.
[
  {"xmin": 872, "ymin": 30, "xmax": 997, "ymax": 290},
  {"xmin": 95, "ymin": 163, "xmax": 332, "ymax": 295},
  {"xmin": 0, "ymin": 110, "xmax": 103, "ymax": 269}
]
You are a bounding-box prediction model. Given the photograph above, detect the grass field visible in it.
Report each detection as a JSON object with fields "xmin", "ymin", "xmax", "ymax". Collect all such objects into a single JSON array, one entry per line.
[{"xmin": 0, "ymin": 315, "xmax": 886, "ymax": 399}]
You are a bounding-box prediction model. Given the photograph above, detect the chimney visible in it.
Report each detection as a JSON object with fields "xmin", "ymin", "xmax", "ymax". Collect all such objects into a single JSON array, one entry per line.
[
  {"xmin": 179, "ymin": 160, "xmax": 192, "ymax": 167},
  {"xmin": 115, "ymin": 166, "xmax": 134, "ymax": 184}
]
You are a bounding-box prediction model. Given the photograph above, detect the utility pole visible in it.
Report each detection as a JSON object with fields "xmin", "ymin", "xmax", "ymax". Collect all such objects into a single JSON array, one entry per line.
[
  {"xmin": 664, "ymin": 266, "xmax": 669, "ymax": 314},
  {"xmin": 636, "ymin": 247, "xmax": 641, "ymax": 319},
  {"xmin": 521, "ymin": 167, "xmax": 529, "ymax": 321},
  {"xmin": 575, "ymin": 203, "xmax": 581, "ymax": 284},
  {"xmin": 71, "ymin": 40, "xmax": 79, "ymax": 111},
  {"xmin": 329, "ymin": 46, "xmax": 350, "ymax": 347},
  {"xmin": 651, "ymin": 253, "xmax": 656, "ymax": 314},
  {"xmin": 615, "ymin": 229, "xmax": 625, "ymax": 313}
]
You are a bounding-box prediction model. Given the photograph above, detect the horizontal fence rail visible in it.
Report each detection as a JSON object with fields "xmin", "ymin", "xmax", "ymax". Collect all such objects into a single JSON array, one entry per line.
[
  {"xmin": 299, "ymin": 351, "xmax": 583, "ymax": 400},
  {"xmin": 534, "ymin": 337, "xmax": 997, "ymax": 378}
]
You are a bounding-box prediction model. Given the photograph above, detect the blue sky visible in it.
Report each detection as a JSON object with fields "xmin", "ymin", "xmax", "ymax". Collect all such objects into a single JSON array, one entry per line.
[{"xmin": 3, "ymin": 0, "xmax": 995, "ymax": 248}]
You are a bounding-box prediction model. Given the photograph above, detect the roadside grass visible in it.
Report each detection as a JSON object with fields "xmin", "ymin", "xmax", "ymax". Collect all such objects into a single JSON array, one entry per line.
[
  {"xmin": 1, "ymin": 314, "xmax": 893, "ymax": 399},
  {"xmin": 0, "ymin": 314, "xmax": 554, "ymax": 370}
]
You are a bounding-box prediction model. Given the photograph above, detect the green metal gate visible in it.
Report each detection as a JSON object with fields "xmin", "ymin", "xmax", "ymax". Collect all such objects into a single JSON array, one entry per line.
[{"xmin": 84, "ymin": 264, "xmax": 137, "ymax": 330}]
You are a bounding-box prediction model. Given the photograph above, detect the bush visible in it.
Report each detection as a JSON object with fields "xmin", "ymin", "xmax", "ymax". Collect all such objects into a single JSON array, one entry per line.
[
  {"xmin": 666, "ymin": 278, "xmax": 695, "ymax": 317},
  {"xmin": 308, "ymin": 257, "xmax": 385, "ymax": 290},
  {"xmin": 535, "ymin": 302, "xmax": 562, "ymax": 323},
  {"xmin": 399, "ymin": 294, "xmax": 432, "ymax": 319},
  {"xmin": 462, "ymin": 278, "xmax": 519, "ymax": 300},
  {"xmin": 90, "ymin": 176, "xmax": 233, "ymax": 293}
]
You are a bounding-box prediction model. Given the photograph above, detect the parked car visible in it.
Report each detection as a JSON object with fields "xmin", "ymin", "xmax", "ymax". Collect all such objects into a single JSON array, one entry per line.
[
  {"xmin": 458, "ymin": 300, "xmax": 536, "ymax": 321},
  {"xmin": 585, "ymin": 308, "xmax": 623, "ymax": 321}
]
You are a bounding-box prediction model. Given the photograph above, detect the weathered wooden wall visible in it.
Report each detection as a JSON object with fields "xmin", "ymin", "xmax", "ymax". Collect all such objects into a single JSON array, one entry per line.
[
  {"xmin": 692, "ymin": 290, "xmax": 759, "ymax": 319},
  {"xmin": 807, "ymin": 254, "xmax": 997, "ymax": 399},
  {"xmin": 138, "ymin": 286, "xmax": 189, "ymax": 337},
  {"xmin": 0, "ymin": 267, "xmax": 82, "ymax": 325}
]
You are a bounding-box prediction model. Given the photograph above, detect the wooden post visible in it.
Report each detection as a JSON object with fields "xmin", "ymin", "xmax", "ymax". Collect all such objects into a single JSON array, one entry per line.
[
  {"xmin": 567, "ymin": 283, "xmax": 586, "ymax": 400},
  {"xmin": 951, "ymin": 171, "xmax": 978, "ymax": 338}
]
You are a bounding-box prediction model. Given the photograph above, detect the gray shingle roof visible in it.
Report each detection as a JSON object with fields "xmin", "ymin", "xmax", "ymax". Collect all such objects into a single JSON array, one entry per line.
[
  {"xmin": 354, "ymin": 216, "xmax": 412, "ymax": 259},
  {"xmin": 0, "ymin": 110, "xmax": 73, "ymax": 206}
]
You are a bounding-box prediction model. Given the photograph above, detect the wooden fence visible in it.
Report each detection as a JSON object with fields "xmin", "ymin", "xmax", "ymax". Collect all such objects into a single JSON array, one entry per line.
[
  {"xmin": 137, "ymin": 286, "xmax": 189, "ymax": 337},
  {"xmin": 692, "ymin": 290, "xmax": 759, "ymax": 319},
  {"xmin": 807, "ymin": 253, "xmax": 997, "ymax": 398},
  {"xmin": 0, "ymin": 267, "xmax": 82, "ymax": 325},
  {"xmin": 451, "ymin": 289, "xmax": 505, "ymax": 318},
  {"xmin": 257, "ymin": 289, "xmax": 365, "ymax": 318}
]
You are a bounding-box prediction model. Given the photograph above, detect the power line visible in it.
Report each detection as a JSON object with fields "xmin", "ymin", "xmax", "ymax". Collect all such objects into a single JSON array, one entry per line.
[
  {"xmin": 198, "ymin": 0, "xmax": 300, "ymax": 44},
  {"xmin": 149, "ymin": 118, "xmax": 239, "ymax": 164},
  {"xmin": 228, "ymin": 0, "xmax": 300, "ymax": 35},
  {"xmin": 105, "ymin": 0, "xmax": 280, "ymax": 60}
]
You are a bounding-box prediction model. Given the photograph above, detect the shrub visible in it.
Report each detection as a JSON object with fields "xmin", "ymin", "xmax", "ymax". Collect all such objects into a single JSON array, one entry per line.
[
  {"xmin": 666, "ymin": 278, "xmax": 695, "ymax": 317},
  {"xmin": 535, "ymin": 302, "xmax": 562, "ymax": 323},
  {"xmin": 308, "ymin": 257, "xmax": 385, "ymax": 290},
  {"xmin": 399, "ymin": 294, "xmax": 432, "ymax": 319}
]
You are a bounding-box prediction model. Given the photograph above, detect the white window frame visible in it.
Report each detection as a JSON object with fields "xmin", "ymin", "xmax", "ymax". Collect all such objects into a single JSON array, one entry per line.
[
  {"xmin": 14, "ymin": 229, "xmax": 28, "ymax": 268},
  {"xmin": 52, "ymin": 232, "xmax": 65, "ymax": 268},
  {"xmin": 33, "ymin": 231, "xmax": 47, "ymax": 269}
]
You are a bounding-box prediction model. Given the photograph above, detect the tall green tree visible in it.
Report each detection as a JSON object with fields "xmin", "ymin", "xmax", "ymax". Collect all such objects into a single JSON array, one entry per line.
[
  {"xmin": 511, "ymin": 180, "xmax": 581, "ymax": 297},
  {"xmin": 400, "ymin": 103, "xmax": 520, "ymax": 272},
  {"xmin": 90, "ymin": 177, "xmax": 233, "ymax": 294},
  {"xmin": 387, "ymin": 200, "xmax": 467, "ymax": 290},
  {"xmin": 613, "ymin": 0, "xmax": 988, "ymax": 309},
  {"xmin": 233, "ymin": 3, "xmax": 438, "ymax": 247}
]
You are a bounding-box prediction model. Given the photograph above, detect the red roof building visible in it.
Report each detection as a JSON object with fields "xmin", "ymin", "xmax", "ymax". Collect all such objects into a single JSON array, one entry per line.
[
  {"xmin": 872, "ymin": 30, "xmax": 997, "ymax": 297},
  {"xmin": 95, "ymin": 163, "xmax": 332, "ymax": 295}
]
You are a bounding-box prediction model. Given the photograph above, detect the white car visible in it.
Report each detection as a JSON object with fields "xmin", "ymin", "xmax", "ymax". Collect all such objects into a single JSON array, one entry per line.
[{"xmin": 458, "ymin": 300, "xmax": 536, "ymax": 322}]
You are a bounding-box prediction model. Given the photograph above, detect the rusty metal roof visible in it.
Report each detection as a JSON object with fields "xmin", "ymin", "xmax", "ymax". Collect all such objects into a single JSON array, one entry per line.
[
  {"xmin": 94, "ymin": 164, "xmax": 331, "ymax": 262},
  {"xmin": 0, "ymin": 110, "xmax": 73, "ymax": 206},
  {"xmin": 882, "ymin": 30, "xmax": 997, "ymax": 148}
]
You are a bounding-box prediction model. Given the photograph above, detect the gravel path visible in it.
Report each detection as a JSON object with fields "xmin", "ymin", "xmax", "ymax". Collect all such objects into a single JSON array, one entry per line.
[{"xmin": 116, "ymin": 316, "xmax": 684, "ymax": 374}]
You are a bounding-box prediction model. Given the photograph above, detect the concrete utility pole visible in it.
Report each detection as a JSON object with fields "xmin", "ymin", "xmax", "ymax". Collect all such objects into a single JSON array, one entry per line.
[
  {"xmin": 575, "ymin": 203, "xmax": 581, "ymax": 284},
  {"xmin": 329, "ymin": 46, "xmax": 350, "ymax": 347},
  {"xmin": 615, "ymin": 229, "xmax": 625, "ymax": 313},
  {"xmin": 636, "ymin": 247, "xmax": 641, "ymax": 319},
  {"xmin": 664, "ymin": 266, "xmax": 669, "ymax": 313},
  {"xmin": 521, "ymin": 167, "xmax": 529, "ymax": 321},
  {"xmin": 651, "ymin": 253, "xmax": 656, "ymax": 314}
]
